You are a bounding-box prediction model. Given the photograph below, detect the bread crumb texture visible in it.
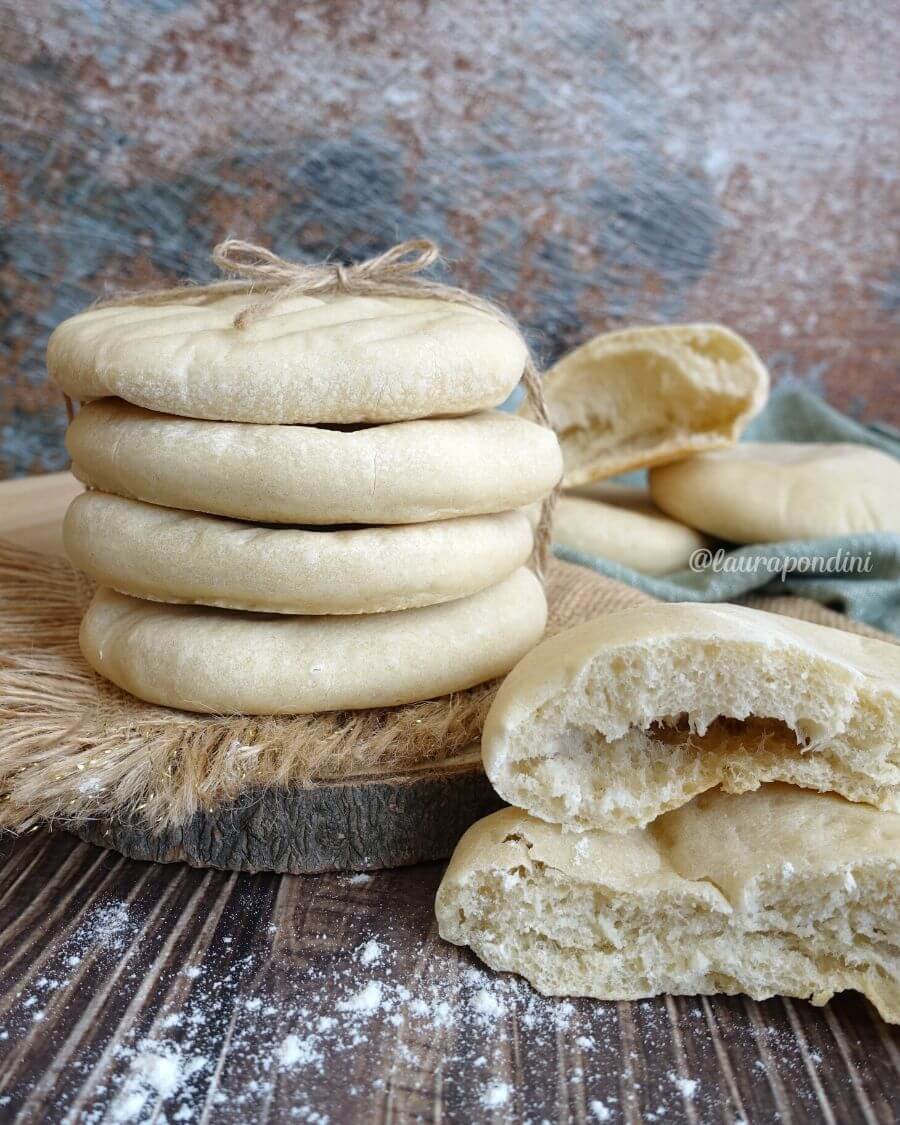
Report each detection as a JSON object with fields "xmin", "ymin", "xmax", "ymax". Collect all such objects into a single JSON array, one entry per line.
[
  {"xmin": 436, "ymin": 787, "xmax": 900, "ymax": 1022},
  {"xmin": 483, "ymin": 603, "xmax": 900, "ymax": 831},
  {"xmin": 535, "ymin": 324, "xmax": 769, "ymax": 486}
]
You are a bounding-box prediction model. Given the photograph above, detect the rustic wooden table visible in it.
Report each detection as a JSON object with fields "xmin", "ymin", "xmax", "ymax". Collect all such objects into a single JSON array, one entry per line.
[{"xmin": 0, "ymin": 475, "xmax": 897, "ymax": 1123}]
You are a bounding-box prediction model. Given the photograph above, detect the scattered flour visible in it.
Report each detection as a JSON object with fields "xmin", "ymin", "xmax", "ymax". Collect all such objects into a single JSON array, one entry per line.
[
  {"xmin": 337, "ymin": 980, "xmax": 383, "ymax": 1014},
  {"xmin": 471, "ymin": 988, "xmax": 504, "ymax": 1018},
  {"xmin": 105, "ymin": 1045, "xmax": 208, "ymax": 1124},
  {"xmin": 671, "ymin": 1073, "xmax": 699, "ymax": 1099},
  {"xmin": 357, "ymin": 940, "xmax": 382, "ymax": 967},
  {"xmin": 74, "ymin": 902, "xmax": 136, "ymax": 954},
  {"xmin": 0, "ymin": 893, "xmax": 776, "ymax": 1123},
  {"xmin": 126, "ymin": 1049, "xmax": 183, "ymax": 1098},
  {"xmin": 278, "ymin": 1034, "xmax": 323, "ymax": 1069},
  {"xmin": 482, "ymin": 1080, "xmax": 511, "ymax": 1108}
]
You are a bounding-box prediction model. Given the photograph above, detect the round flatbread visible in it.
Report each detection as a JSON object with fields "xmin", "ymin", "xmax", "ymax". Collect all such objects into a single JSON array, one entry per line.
[
  {"xmin": 48, "ymin": 294, "xmax": 526, "ymax": 423},
  {"xmin": 80, "ymin": 568, "xmax": 547, "ymax": 713},
  {"xmin": 482, "ymin": 601, "xmax": 900, "ymax": 833},
  {"xmin": 650, "ymin": 442, "xmax": 900, "ymax": 543},
  {"xmin": 531, "ymin": 324, "xmax": 768, "ymax": 485},
  {"xmin": 67, "ymin": 400, "xmax": 562, "ymax": 525},
  {"xmin": 64, "ymin": 491, "xmax": 533, "ymax": 615},
  {"xmin": 553, "ymin": 485, "xmax": 707, "ymax": 576}
]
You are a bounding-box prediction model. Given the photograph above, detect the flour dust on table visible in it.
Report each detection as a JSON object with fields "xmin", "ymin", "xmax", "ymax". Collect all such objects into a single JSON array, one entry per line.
[{"xmin": 0, "ymin": 886, "xmax": 711, "ymax": 1124}]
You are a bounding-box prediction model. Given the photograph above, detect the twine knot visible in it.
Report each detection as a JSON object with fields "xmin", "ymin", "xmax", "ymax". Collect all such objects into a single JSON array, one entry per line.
[{"xmin": 212, "ymin": 238, "xmax": 442, "ymax": 329}]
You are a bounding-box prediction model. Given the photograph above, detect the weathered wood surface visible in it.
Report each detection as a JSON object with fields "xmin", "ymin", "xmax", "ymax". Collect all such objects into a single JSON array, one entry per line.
[
  {"xmin": 0, "ymin": 829, "xmax": 897, "ymax": 1123},
  {"xmin": 0, "ymin": 472, "xmax": 81, "ymax": 555},
  {"xmin": 69, "ymin": 753, "xmax": 503, "ymax": 874},
  {"xmin": 1, "ymin": 1, "xmax": 899, "ymax": 479}
]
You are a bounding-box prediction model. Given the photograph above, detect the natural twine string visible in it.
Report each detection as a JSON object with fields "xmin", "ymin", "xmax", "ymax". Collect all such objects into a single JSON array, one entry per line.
[{"xmin": 73, "ymin": 238, "xmax": 559, "ymax": 579}]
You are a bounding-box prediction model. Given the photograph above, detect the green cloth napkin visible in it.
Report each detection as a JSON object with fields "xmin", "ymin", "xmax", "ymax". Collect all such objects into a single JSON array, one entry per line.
[{"xmin": 554, "ymin": 389, "xmax": 900, "ymax": 634}]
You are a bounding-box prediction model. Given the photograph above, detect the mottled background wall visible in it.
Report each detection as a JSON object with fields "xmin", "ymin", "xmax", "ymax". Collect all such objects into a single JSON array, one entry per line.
[{"xmin": 1, "ymin": 0, "xmax": 898, "ymax": 477}]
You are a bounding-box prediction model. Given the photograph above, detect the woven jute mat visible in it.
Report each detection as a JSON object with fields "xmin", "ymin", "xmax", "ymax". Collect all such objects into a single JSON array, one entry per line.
[
  {"xmin": 0, "ymin": 538, "xmax": 893, "ymax": 872},
  {"xmin": 0, "ymin": 540, "xmax": 649, "ymax": 832}
]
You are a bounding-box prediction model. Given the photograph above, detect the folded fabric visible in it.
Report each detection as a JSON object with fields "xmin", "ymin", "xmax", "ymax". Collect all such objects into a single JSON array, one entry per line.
[
  {"xmin": 743, "ymin": 386, "xmax": 900, "ymax": 455},
  {"xmin": 554, "ymin": 389, "xmax": 900, "ymax": 634}
]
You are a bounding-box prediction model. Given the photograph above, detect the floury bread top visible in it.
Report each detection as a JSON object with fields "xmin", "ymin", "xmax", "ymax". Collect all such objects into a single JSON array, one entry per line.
[
  {"xmin": 64, "ymin": 492, "xmax": 534, "ymax": 616},
  {"xmin": 650, "ymin": 442, "xmax": 900, "ymax": 541},
  {"xmin": 48, "ymin": 292, "xmax": 527, "ymax": 424},
  {"xmin": 66, "ymin": 400, "xmax": 563, "ymax": 526},
  {"xmin": 79, "ymin": 568, "xmax": 547, "ymax": 715}
]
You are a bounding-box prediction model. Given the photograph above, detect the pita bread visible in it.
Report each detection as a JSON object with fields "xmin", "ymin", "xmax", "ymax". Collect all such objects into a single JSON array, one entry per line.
[
  {"xmin": 64, "ymin": 492, "xmax": 533, "ymax": 615},
  {"xmin": 80, "ymin": 568, "xmax": 547, "ymax": 713},
  {"xmin": 67, "ymin": 399, "xmax": 562, "ymax": 525},
  {"xmin": 436, "ymin": 787, "xmax": 900, "ymax": 1022},
  {"xmin": 48, "ymin": 294, "xmax": 526, "ymax": 423},
  {"xmin": 533, "ymin": 324, "xmax": 768, "ymax": 485},
  {"xmin": 553, "ymin": 486, "xmax": 707, "ymax": 575},
  {"xmin": 482, "ymin": 602, "xmax": 900, "ymax": 831},
  {"xmin": 650, "ymin": 442, "xmax": 900, "ymax": 542}
]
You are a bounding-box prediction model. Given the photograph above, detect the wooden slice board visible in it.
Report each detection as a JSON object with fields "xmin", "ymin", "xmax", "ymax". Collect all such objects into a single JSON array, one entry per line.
[
  {"xmin": 67, "ymin": 747, "xmax": 502, "ymax": 874},
  {"xmin": 0, "ymin": 473, "xmax": 503, "ymax": 873}
]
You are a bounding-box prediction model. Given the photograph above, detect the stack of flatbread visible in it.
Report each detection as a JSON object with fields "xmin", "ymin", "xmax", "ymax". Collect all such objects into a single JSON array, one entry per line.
[{"xmin": 48, "ymin": 292, "xmax": 562, "ymax": 714}]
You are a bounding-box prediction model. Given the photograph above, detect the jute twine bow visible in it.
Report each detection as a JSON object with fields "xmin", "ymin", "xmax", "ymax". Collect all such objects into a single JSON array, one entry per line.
[{"xmin": 78, "ymin": 238, "xmax": 559, "ymax": 580}]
